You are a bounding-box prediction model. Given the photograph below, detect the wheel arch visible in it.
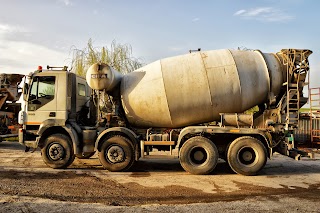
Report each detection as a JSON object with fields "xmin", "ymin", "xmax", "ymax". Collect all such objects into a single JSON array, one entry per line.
[
  {"xmin": 95, "ymin": 127, "xmax": 138, "ymax": 152},
  {"xmin": 37, "ymin": 124, "xmax": 80, "ymax": 155}
]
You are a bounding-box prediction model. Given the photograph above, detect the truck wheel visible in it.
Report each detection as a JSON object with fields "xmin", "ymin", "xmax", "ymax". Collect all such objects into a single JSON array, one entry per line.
[
  {"xmin": 0, "ymin": 125, "xmax": 8, "ymax": 135},
  {"xmin": 75, "ymin": 152, "xmax": 96, "ymax": 159},
  {"xmin": 179, "ymin": 136, "xmax": 219, "ymax": 175},
  {"xmin": 41, "ymin": 134, "xmax": 75, "ymax": 169},
  {"xmin": 99, "ymin": 135, "xmax": 134, "ymax": 172},
  {"xmin": 227, "ymin": 136, "xmax": 267, "ymax": 176}
]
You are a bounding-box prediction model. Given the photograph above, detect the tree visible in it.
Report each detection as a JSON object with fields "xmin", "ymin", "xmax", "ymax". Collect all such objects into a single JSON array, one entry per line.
[{"xmin": 71, "ymin": 39, "xmax": 143, "ymax": 76}]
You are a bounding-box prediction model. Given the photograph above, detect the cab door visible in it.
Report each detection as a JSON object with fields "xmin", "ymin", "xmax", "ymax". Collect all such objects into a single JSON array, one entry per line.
[{"xmin": 26, "ymin": 75, "xmax": 57, "ymax": 128}]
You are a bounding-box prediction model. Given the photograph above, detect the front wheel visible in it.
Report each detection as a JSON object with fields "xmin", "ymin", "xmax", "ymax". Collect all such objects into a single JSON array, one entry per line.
[
  {"xmin": 179, "ymin": 136, "xmax": 219, "ymax": 175},
  {"xmin": 227, "ymin": 136, "xmax": 267, "ymax": 176},
  {"xmin": 98, "ymin": 135, "xmax": 135, "ymax": 172},
  {"xmin": 41, "ymin": 134, "xmax": 75, "ymax": 169}
]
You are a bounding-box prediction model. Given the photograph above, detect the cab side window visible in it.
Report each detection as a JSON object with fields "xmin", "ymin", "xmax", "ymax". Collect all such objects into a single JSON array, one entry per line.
[
  {"xmin": 78, "ymin": 83, "xmax": 86, "ymax": 96},
  {"xmin": 28, "ymin": 76, "xmax": 56, "ymax": 111}
]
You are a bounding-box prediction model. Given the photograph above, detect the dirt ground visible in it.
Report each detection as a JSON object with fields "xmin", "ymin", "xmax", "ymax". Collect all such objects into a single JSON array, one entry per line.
[{"xmin": 0, "ymin": 141, "xmax": 320, "ymax": 212}]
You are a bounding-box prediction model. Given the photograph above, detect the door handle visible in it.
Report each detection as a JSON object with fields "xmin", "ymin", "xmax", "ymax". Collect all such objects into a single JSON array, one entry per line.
[{"xmin": 49, "ymin": 112, "xmax": 56, "ymax": 117}]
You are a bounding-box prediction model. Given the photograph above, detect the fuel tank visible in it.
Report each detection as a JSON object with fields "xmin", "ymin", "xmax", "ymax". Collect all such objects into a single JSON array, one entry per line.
[{"xmin": 121, "ymin": 49, "xmax": 284, "ymax": 128}]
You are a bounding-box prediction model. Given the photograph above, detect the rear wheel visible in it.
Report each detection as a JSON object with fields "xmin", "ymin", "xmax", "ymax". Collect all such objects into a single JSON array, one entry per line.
[
  {"xmin": 99, "ymin": 135, "xmax": 135, "ymax": 172},
  {"xmin": 179, "ymin": 136, "xmax": 219, "ymax": 175},
  {"xmin": 41, "ymin": 134, "xmax": 75, "ymax": 169},
  {"xmin": 227, "ymin": 136, "xmax": 267, "ymax": 176}
]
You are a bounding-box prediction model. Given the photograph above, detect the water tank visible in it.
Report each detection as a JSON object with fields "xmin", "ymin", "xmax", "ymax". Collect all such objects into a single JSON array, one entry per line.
[
  {"xmin": 120, "ymin": 49, "xmax": 284, "ymax": 128},
  {"xmin": 86, "ymin": 63, "xmax": 123, "ymax": 91}
]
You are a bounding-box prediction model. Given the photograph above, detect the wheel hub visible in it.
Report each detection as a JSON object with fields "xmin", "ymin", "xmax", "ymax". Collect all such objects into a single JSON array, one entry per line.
[
  {"xmin": 107, "ymin": 145, "xmax": 125, "ymax": 163},
  {"xmin": 194, "ymin": 150, "xmax": 205, "ymax": 161},
  {"xmin": 242, "ymin": 151, "xmax": 253, "ymax": 161},
  {"xmin": 239, "ymin": 147, "xmax": 256, "ymax": 165},
  {"xmin": 48, "ymin": 143, "xmax": 65, "ymax": 161},
  {"xmin": 190, "ymin": 147, "xmax": 207, "ymax": 165}
]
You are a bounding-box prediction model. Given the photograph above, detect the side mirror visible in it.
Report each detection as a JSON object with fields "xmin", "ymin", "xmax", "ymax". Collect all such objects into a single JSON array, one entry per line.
[{"xmin": 23, "ymin": 83, "xmax": 29, "ymax": 101}]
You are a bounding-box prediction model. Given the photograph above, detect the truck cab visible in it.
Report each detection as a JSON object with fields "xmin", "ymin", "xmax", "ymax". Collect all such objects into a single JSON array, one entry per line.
[{"xmin": 19, "ymin": 66, "xmax": 94, "ymax": 168}]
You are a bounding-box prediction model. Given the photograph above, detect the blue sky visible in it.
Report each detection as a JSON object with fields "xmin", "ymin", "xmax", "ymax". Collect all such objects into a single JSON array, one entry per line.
[{"xmin": 0, "ymin": 0, "xmax": 319, "ymax": 87}]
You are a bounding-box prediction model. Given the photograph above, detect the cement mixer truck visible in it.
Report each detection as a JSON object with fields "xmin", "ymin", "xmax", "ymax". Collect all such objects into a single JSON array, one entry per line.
[{"xmin": 18, "ymin": 49, "xmax": 312, "ymax": 175}]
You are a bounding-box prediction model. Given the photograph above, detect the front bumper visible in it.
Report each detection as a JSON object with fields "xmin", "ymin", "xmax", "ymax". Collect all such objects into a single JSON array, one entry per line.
[{"xmin": 19, "ymin": 128, "xmax": 39, "ymax": 149}]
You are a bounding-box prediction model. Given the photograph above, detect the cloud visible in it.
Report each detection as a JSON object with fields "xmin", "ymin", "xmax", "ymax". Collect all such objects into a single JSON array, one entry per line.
[
  {"xmin": 234, "ymin": 10, "xmax": 246, "ymax": 16},
  {"xmin": 169, "ymin": 47, "xmax": 184, "ymax": 52},
  {"xmin": 0, "ymin": 24, "xmax": 10, "ymax": 32},
  {"xmin": 233, "ymin": 7, "xmax": 294, "ymax": 22},
  {"xmin": 58, "ymin": 0, "xmax": 73, "ymax": 6},
  {"xmin": 0, "ymin": 23, "xmax": 29, "ymax": 34},
  {"xmin": 192, "ymin": 17, "xmax": 200, "ymax": 22},
  {"xmin": 0, "ymin": 39, "xmax": 69, "ymax": 74},
  {"xmin": 0, "ymin": 22, "xmax": 70, "ymax": 74}
]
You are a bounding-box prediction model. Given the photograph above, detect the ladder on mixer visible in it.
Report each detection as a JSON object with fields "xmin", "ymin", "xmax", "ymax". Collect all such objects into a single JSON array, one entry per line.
[
  {"xmin": 309, "ymin": 87, "xmax": 320, "ymax": 146},
  {"xmin": 283, "ymin": 49, "xmax": 305, "ymax": 129},
  {"xmin": 286, "ymin": 87, "xmax": 300, "ymax": 127},
  {"xmin": 280, "ymin": 49, "xmax": 311, "ymax": 130}
]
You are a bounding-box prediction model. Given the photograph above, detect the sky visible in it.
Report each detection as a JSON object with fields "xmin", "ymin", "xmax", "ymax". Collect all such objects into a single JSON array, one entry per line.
[{"xmin": 0, "ymin": 0, "xmax": 320, "ymax": 87}]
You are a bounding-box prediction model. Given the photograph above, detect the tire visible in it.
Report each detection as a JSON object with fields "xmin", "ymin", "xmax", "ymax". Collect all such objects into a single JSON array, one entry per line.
[
  {"xmin": 0, "ymin": 125, "xmax": 9, "ymax": 135},
  {"xmin": 75, "ymin": 151, "xmax": 96, "ymax": 159},
  {"xmin": 41, "ymin": 134, "xmax": 75, "ymax": 169},
  {"xmin": 227, "ymin": 136, "xmax": 267, "ymax": 176},
  {"xmin": 179, "ymin": 136, "xmax": 219, "ymax": 175},
  {"xmin": 98, "ymin": 135, "xmax": 135, "ymax": 172}
]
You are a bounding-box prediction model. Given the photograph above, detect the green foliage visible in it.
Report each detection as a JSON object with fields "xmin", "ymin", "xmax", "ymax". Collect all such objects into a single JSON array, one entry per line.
[
  {"xmin": 299, "ymin": 108, "xmax": 308, "ymax": 112},
  {"xmin": 71, "ymin": 39, "xmax": 143, "ymax": 76},
  {"xmin": 244, "ymin": 105, "xmax": 259, "ymax": 114},
  {"xmin": 42, "ymin": 86, "xmax": 55, "ymax": 96},
  {"xmin": 3, "ymin": 137, "xmax": 18, "ymax": 141}
]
